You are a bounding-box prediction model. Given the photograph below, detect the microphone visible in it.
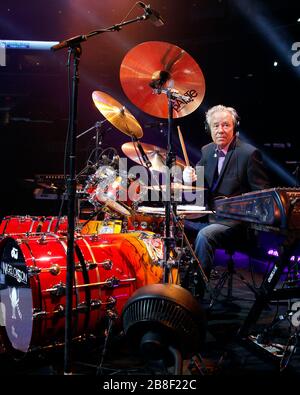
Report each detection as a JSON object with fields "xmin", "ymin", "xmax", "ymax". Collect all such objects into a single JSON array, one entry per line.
[
  {"xmin": 137, "ymin": 141, "xmax": 152, "ymax": 168},
  {"xmin": 137, "ymin": 2, "xmax": 165, "ymax": 27}
]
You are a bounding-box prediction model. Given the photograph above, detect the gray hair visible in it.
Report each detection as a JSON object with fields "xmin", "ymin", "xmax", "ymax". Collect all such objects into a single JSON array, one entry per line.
[{"xmin": 206, "ymin": 105, "xmax": 239, "ymax": 128}]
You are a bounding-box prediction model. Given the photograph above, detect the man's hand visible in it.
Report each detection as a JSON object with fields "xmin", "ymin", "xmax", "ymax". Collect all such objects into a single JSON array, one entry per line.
[{"xmin": 183, "ymin": 166, "xmax": 197, "ymax": 183}]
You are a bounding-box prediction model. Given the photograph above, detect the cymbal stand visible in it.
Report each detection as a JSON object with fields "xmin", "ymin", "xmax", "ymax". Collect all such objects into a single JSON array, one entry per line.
[
  {"xmin": 151, "ymin": 87, "xmax": 210, "ymax": 290},
  {"xmin": 51, "ymin": 9, "xmax": 156, "ymax": 376},
  {"xmin": 76, "ymin": 119, "xmax": 109, "ymax": 170},
  {"xmin": 151, "ymin": 88, "xmax": 182, "ymax": 283},
  {"xmin": 172, "ymin": 211, "xmax": 211, "ymax": 295}
]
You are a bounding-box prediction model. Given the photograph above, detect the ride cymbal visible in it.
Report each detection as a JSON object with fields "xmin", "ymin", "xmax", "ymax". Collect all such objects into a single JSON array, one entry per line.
[
  {"xmin": 120, "ymin": 41, "xmax": 205, "ymax": 119},
  {"xmin": 92, "ymin": 90, "xmax": 143, "ymax": 139},
  {"xmin": 121, "ymin": 142, "xmax": 185, "ymax": 172}
]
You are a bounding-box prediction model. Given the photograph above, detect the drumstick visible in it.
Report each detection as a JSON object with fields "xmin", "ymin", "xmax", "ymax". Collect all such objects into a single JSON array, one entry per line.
[{"xmin": 177, "ymin": 125, "xmax": 190, "ymax": 167}]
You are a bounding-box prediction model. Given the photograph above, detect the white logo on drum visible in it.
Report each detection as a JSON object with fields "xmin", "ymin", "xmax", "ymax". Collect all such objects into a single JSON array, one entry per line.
[
  {"xmin": 9, "ymin": 287, "xmax": 22, "ymax": 320},
  {"xmin": 11, "ymin": 247, "xmax": 19, "ymax": 260},
  {"xmin": 1, "ymin": 262, "xmax": 28, "ymax": 285}
]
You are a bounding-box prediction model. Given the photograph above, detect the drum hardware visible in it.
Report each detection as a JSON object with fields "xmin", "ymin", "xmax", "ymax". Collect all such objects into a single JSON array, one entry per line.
[
  {"xmin": 32, "ymin": 300, "xmax": 117, "ymax": 318},
  {"xmin": 96, "ymin": 301, "xmax": 119, "ymax": 376},
  {"xmin": 37, "ymin": 234, "xmax": 48, "ymax": 244},
  {"xmin": 34, "ymin": 302, "xmax": 103, "ymax": 318},
  {"xmin": 53, "ymin": 304, "xmax": 65, "ymax": 317},
  {"xmin": 106, "ymin": 296, "xmax": 117, "ymax": 309},
  {"xmin": 28, "ymin": 261, "xmax": 103, "ymax": 276},
  {"xmin": 75, "ymin": 260, "xmax": 112, "ymax": 271},
  {"xmin": 76, "ymin": 302, "xmax": 90, "ymax": 313},
  {"xmin": 27, "ymin": 266, "xmax": 42, "ymax": 276},
  {"xmin": 101, "ymin": 260, "xmax": 113, "ymax": 270},
  {"xmin": 90, "ymin": 299, "xmax": 102, "ymax": 309},
  {"xmin": 90, "ymin": 234, "xmax": 100, "ymax": 242},
  {"xmin": 45, "ymin": 282, "xmax": 66, "ymax": 297},
  {"xmin": 49, "ymin": 264, "xmax": 61, "ymax": 275},
  {"xmin": 28, "ymin": 264, "xmax": 62, "ymax": 276},
  {"xmin": 32, "ymin": 309, "xmax": 48, "ymax": 319},
  {"xmin": 45, "ymin": 276, "xmax": 136, "ymax": 295},
  {"xmin": 172, "ymin": 213, "xmax": 212, "ymax": 296}
]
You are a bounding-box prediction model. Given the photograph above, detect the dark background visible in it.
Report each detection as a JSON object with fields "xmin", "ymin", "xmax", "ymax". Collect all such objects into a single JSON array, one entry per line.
[{"xmin": 0, "ymin": 0, "xmax": 299, "ymax": 217}]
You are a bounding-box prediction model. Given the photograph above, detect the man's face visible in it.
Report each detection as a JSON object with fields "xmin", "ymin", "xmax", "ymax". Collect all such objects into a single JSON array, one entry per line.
[{"xmin": 209, "ymin": 110, "xmax": 235, "ymax": 149}]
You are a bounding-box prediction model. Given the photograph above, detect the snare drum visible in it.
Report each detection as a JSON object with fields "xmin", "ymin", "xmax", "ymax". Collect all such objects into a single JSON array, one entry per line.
[{"xmin": 0, "ymin": 232, "xmax": 163, "ymax": 354}]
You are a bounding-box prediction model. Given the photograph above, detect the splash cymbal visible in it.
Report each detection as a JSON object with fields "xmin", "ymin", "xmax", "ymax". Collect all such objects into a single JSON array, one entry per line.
[
  {"xmin": 92, "ymin": 90, "xmax": 143, "ymax": 139},
  {"xmin": 121, "ymin": 142, "xmax": 185, "ymax": 172},
  {"xmin": 120, "ymin": 41, "xmax": 205, "ymax": 119}
]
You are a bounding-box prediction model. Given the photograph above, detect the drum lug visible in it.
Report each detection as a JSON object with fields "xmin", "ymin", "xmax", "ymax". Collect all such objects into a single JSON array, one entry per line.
[
  {"xmin": 38, "ymin": 235, "xmax": 48, "ymax": 244},
  {"xmin": 90, "ymin": 235, "xmax": 99, "ymax": 242},
  {"xmin": 104, "ymin": 276, "xmax": 120, "ymax": 288},
  {"xmin": 76, "ymin": 302, "xmax": 88, "ymax": 313},
  {"xmin": 86, "ymin": 262, "xmax": 98, "ymax": 270},
  {"xmin": 46, "ymin": 282, "xmax": 66, "ymax": 296},
  {"xmin": 90, "ymin": 299, "xmax": 102, "ymax": 309},
  {"xmin": 53, "ymin": 304, "xmax": 65, "ymax": 316},
  {"xmin": 28, "ymin": 266, "xmax": 41, "ymax": 276},
  {"xmin": 33, "ymin": 309, "xmax": 48, "ymax": 319},
  {"xmin": 106, "ymin": 296, "xmax": 117, "ymax": 308},
  {"xmin": 100, "ymin": 259, "xmax": 113, "ymax": 270}
]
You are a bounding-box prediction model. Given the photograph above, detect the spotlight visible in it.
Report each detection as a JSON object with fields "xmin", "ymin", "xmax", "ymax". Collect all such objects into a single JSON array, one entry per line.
[
  {"xmin": 273, "ymin": 61, "xmax": 278, "ymax": 67},
  {"xmin": 122, "ymin": 283, "xmax": 207, "ymax": 374}
]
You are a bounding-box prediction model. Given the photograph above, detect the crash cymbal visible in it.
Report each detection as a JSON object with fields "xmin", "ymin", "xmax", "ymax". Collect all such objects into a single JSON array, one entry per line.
[
  {"xmin": 121, "ymin": 142, "xmax": 185, "ymax": 172},
  {"xmin": 120, "ymin": 41, "xmax": 205, "ymax": 119},
  {"xmin": 92, "ymin": 91, "xmax": 143, "ymax": 139}
]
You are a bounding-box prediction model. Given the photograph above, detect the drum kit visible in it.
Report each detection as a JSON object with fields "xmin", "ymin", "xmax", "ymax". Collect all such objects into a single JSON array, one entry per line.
[{"xmin": 0, "ymin": 41, "xmax": 209, "ymax": 357}]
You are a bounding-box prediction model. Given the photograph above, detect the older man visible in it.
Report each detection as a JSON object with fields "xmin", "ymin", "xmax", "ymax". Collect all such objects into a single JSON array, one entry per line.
[{"xmin": 183, "ymin": 104, "xmax": 271, "ymax": 281}]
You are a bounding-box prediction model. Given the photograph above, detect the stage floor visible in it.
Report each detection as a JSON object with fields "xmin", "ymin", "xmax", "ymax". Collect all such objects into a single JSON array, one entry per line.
[{"xmin": 0, "ymin": 257, "xmax": 299, "ymax": 380}]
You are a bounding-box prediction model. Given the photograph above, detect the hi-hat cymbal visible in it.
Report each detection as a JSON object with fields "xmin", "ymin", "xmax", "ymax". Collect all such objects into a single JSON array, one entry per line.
[
  {"xmin": 92, "ymin": 91, "xmax": 143, "ymax": 139},
  {"xmin": 120, "ymin": 41, "xmax": 205, "ymax": 119},
  {"xmin": 121, "ymin": 142, "xmax": 185, "ymax": 172},
  {"xmin": 24, "ymin": 178, "xmax": 59, "ymax": 190}
]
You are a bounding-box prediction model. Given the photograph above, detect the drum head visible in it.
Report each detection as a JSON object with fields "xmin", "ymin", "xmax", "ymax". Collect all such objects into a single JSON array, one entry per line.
[{"xmin": 0, "ymin": 238, "xmax": 33, "ymax": 353}]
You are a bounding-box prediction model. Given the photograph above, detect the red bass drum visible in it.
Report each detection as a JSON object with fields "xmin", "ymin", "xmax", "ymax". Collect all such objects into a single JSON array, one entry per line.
[{"xmin": 0, "ymin": 232, "xmax": 163, "ymax": 355}]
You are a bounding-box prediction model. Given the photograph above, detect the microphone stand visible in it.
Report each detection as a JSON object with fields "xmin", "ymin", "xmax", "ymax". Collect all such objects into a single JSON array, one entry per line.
[
  {"xmin": 76, "ymin": 119, "xmax": 107, "ymax": 140},
  {"xmin": 51, "ymin": 11, "xmax": 154, "ymax": 376}
]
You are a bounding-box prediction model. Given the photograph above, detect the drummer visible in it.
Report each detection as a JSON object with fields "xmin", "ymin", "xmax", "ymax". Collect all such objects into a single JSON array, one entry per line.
[{"xmin": 183, "ymin": 104, "xmax": 271, "ymax": 282}]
